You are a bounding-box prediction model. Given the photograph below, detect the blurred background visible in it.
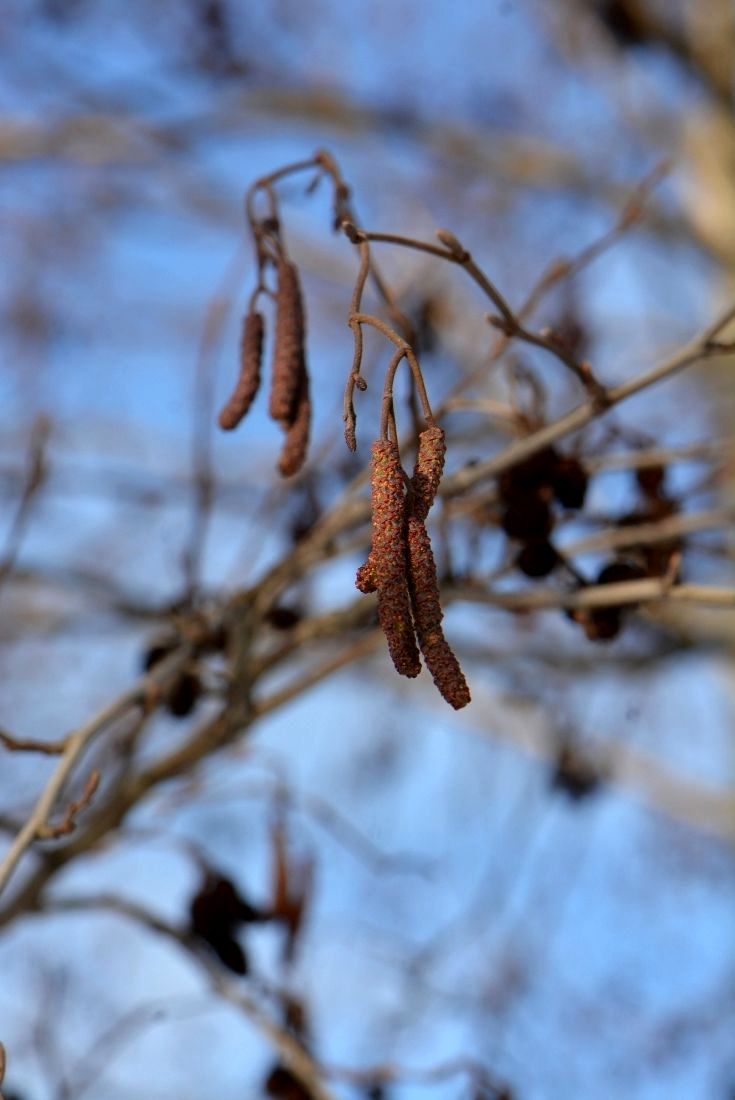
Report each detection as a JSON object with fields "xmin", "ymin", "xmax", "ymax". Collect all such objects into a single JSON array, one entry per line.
[{"xmin": 0, "ymin": 1, "xmax": 734, "ymax": 1098}]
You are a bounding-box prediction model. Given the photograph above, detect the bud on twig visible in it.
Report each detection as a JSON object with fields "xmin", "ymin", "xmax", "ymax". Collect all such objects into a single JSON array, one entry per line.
[{"xmin": 218, "ymin": 310, "xmax": 264, "ymax": 430}]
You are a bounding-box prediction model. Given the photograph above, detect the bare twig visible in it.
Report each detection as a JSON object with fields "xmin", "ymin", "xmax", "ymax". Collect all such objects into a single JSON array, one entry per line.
[
  {"xmin": 454, "ymin": 578, "xmax": 735, "ymax": 612},
  {"xmin": 0, "ymin": 414, "xmax": 50, "ymax": 591},
  {"xmin": 0, "ymin": 646, "xmax": 192, "ymax": 899},
  {"xmin": 45, "ymin": 895, "xmax": 337, "ymax": 1100},
  {"xmin": 563, "ymin": 507, "xmax": 735, "ymax": 556},
  {"xmin": 37, "ymin": 769, "xmax": 100, "ymax": 839},
  {"xmin": 0, "ymin": 730, "xmax": 68, "ymax": 755}
]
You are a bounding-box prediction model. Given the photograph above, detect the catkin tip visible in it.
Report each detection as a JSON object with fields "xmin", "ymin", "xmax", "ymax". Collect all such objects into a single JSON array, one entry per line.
[
  {"xmin": 407, "ymin": 514, "xmax": 470, "ymax": 708},
  {"xmin": 276, "ymin": 367, "xmax": 311, "ymax": 477}
]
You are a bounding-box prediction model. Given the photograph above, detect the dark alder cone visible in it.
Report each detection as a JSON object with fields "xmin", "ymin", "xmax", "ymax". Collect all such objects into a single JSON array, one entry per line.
[
  {"xmin": 517, "ymin": 539, "xmax": 557, "ymax": 578},
  {"xmin": 190, "ymin": 872, "xmax": 265, "ymax": 931},
  {"xmin": 411, "ymin": 425, "xmax": 446, "ymax": 521},
  {"xmin": 551, "ymin": 743, "xmax": 601, "ymax": 802},
  {"xmin": 265, "ymin": 605, "xmax": 302, "ymax": 630},
  {"xmin": 189, "ymin": 871, "xmax": 266, "ymax": 974},
  {"xmin": 269, "ymin": 258, "xmax": 306, "ymax": 426},
  {"xmin": 166, "ymin": 670, "xmax": 201, "ymax": 718},
  {"xmin": 407, "ymin": 515, "xmax": 470, "ymax": 709},
  {"xmin": 501, "ymin": 493, "xmax": 553, "ymax": 541},
  {"xmin": 218, "ymin": 310, "xmax": 264, "ymax": 430},
  {"xmin": 581, "ymin": 607, "xmax": 622, "ymax": 642},
  {"xmin": 264, "ymin": 1064, "xmax": 314, "ymax": 1099},
  {"xmin": 551, "ymin": 456, "xmax": 588, "ymax": 510},
  {"xmin": 369, "ymin": 440, "xmax": 421, "ymax": 678},
  {"xmin": 497, "ymin": 447, "xmax": 559, "ymax": 500},
  {"xmin": 277, "ymin": 365, "xmax": 311, "ymax": 477},
  {"xmin": 141, "ymin": 633, "xmax": 177, "ymax": 672},
  {"xmin": 597, "ymin": 560, "xmax": 647, "ymax": 586},
  {"xmin": 636, "ymin": 462, "xmax": 666, "ymax": 499}
]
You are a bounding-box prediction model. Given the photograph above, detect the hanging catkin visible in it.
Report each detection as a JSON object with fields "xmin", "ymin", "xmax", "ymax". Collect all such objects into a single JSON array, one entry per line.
[
  {"xmin": 411, "ymin": 425, "xmax": 446, "ymax": 521},
  {"xmin": 277, "ymin": 366, "xmax": 311, "ymax": 477},
  {"xmin": 369, "ymin": 439, "xmax": 420, "ymax": 678},
  {"xmin": 406, "ymin": 515, "xmax": 470, "ymax": 709},
  {"xmin": 269, "ymin": 258, "xmax": 306, "ymax": 426},
  {"xmin": 407, "ymin": 425, "xmax": 470, "ymax": 708},
  {"xmin": 218, "ymin": 310, "xmax": 264, "ymax": 430}
]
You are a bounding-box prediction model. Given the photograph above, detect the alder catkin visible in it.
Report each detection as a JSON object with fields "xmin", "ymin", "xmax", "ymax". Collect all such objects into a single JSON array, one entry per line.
[
  {"xmin": 369, "ymin": 439, "xmax": 421, "ymax": 678},
  {"xmin": 269, "ymin": 258, "xmax": 306, "ymax": 425},
  {"xmin": 411, "ymin": 425, "xmax": 446, "ymax": 521},
  {"xmin": 407, "ymin": 515, "xmax": 470, "ymax": 709},
  {"xmin": 277, "ymin": 366, "xmax": 311, "ymax": 477},
  {"xmin": 218, "ymin": 310, "xmax": 264, "ymax": 430},
  {"xmin": 355, "ymin": 556, "xmax": 377, "ymax": 594}
]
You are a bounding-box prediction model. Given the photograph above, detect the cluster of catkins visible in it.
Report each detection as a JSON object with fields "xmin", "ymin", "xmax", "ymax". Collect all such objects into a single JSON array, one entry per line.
[
  {"xmin": 356, "ymin": 427, "xmax": 471, "ymax": 710},
  {"xmin": 218, "ymin": 255, "xmax": 310, "ymax": 477}
]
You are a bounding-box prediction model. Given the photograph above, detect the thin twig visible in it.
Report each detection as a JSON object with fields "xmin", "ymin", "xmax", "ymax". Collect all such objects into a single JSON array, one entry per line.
[
  {"xmin": 563, "ymin": 507, "xmax": 735, "ymax": 556},
  {"xmin": 0, "ymin": 647, "xmax": 192, "ymax": 899},
  {"xmin": 0, "ymin": 414, "xmax": 50, "ymax": 591},
  {"xmin": 45, "ymin": 895, "xmax": 337, "ymax": 1100},
  {"xmin": 454, "ymin": 578, "xmax": 735, "ymax": 612}
]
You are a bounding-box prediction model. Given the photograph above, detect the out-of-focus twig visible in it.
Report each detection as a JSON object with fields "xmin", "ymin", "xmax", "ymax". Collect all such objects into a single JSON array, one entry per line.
[
  {"xmin": 46, "ymin": 895, "xmax": 337, "ymax": 1100},
  {"xmin": 0, "ymin": 414, "xmax": 50, "ymax": 592}
]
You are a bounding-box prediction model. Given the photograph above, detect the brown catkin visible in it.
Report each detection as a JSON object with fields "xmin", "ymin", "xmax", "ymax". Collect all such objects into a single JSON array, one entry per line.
[
  {"xmin": 407, "ymin": 515, "xmax": 470, "ymax": 709},
  {"xmin": 369, "ymin": 439, "xmax": 421, "ymax": 678},
  {"xmin": 411, "ymin": 425, "xmax": 446, "ymax": 521},
  {"xmin": 269, "ymin": 258, "xmax": 306, "ymax": 425},
  {"xmin": 355, "ymin": 556, "xmax": 377, "ymax": 594},
  {"xmin": 276, "ymin": 365, "xmax": 311, "ymax": 477},
  {"xmin": 218, "ymin": 310, "xmax": 264, "ymax": 430}
]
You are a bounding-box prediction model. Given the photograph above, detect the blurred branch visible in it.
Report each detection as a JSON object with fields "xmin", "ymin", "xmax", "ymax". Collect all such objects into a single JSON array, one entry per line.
[
  {"xmin": 455, "ymin": 578, "xmax": 735, "ymax": 612},
  {"xmin": 45, "ymin": 894, "xmax": 337, "ymax": 1100},
  {"xmin": 0, "ymin": 646, "xmax": 192, "ymax": 899},
  {"xmin": 0, "ymin": 415, "xmax": 50, "ymax": 590}
]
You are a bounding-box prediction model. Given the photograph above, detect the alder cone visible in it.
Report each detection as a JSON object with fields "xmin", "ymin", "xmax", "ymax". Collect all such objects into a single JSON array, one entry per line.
[
  {"xmin": 269, "ymin": 259, "xmax": 306, "ymax": 426},
  {"xmin": 501, "ymin": 493, "xmax": 552, "ymax": 541},
  {"xmin": 218, "ymin": 309, "xmax": 264, "ymax": 430},
  {"xmin": 517, "ymin": 539, "xmax": 557, "ymax": 578},
  {"xmin": 551, "ymin": 456, "xmax": 588, "ymax": 510},
  {"xmin": 370, "ymin": 439, "xmax": 420, "ymax": 678}
]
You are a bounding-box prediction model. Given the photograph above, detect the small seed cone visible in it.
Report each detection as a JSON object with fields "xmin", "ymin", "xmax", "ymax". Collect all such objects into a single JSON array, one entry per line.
[
  {"xmin": 370, "ymin": 439, "xmax": 420, "ymax": 678},
  {"xmin": 277, "ymin": 365, "xmax": 311, "ymax": 477},
  {"xmin": 269, "ymin": 259, "xmax": 306, "ymax": 426},
  {"xmin": 218, "ymin": 310, "xmax": 264, "ymax": 430},
  {"xmin": 411, "ymin": 426, "xmax": 446, "ymax": 521},
  {"xmin": 407, "ymin": 515, "xmax": 470, "ymax": 709}
]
